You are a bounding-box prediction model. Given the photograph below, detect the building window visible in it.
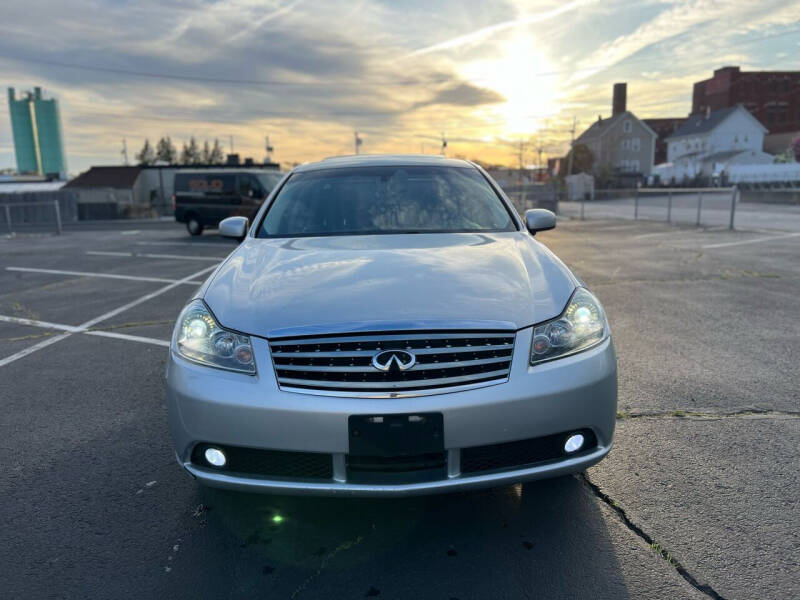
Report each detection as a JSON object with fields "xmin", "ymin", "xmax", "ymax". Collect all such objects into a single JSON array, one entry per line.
[
  {"xmin": 623, "ymin": 120, "xmax": 632, "ymax": 133},
  {"xmin": 734, "ymin": 135, "xmax": 739, "ymax": 143},
  {"xmin": 632, "ymin": 160, "xmax": 640, "ymax": 172},
  {"xmin": 632, "ymin": 137, "xmax": 640, "ymax": 151},
  {"xmin": 783, "ymin": 79, "xmax": 790, "ymax": 93}
]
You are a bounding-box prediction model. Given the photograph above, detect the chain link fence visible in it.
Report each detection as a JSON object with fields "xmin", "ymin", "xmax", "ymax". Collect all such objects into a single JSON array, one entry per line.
[
  {"xmin": 558, "ymin": 187, "xmax": 739, "ymax": 229},
  {"xmin": 0, "ymin": 191, "xmax": 79, "ymax": 234}
]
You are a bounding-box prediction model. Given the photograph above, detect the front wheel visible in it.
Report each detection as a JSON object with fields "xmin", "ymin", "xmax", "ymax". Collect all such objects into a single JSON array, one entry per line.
[{"xmin": 186, "ymin": 217, "xmax": 203, "ymax": 236}]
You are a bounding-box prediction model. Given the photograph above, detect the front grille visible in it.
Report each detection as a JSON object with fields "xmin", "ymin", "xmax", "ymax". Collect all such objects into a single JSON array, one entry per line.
[
  {"xmin": 191, "ymin": 443, "xmax": 333, "ymax": 480},
  {"xmin": 269, "ymin": 330, "xmax": 515, "ymax": 395},
  {"xmin": 461, "ymin": 429, "xmax": 598, "ymax": 474}
]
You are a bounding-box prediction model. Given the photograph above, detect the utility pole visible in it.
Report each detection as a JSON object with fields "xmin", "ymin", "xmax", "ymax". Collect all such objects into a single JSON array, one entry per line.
[
  {"xmin": 441, "ymin": 132, "xmax": 447, "ymax": 156},
  {"xmin": 566, "ymin": 117, "xmax": 576, "ymax": 176},
  {"xmin": 265, "ymin": 136, "xmax": 274, "ymax": 163},
  {"xmin": 354, "ymin": 131, "xmax": 363, "ymax": 154},
  {"xmin": 121, "ymin": 138, "xmax": 129, "ymax": 165},
  {"xmin": 229, "ymin": 134, "xmax": 235, "ymax": 153}
]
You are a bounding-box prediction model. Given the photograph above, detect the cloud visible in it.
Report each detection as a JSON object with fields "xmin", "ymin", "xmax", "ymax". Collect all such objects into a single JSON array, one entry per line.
[
  {"xmin": 0, "ymin": 0, "xmax": 798, "ymax": 172},
  {"xmin": 569, "ymin": 0, "xmax": 800, "ymax": 84},
  {"xmin": 407, "ymin": 0, "xmax": 598, "ymax": 57},
  {"xmin": 412, "ymin": 83, "xmax": 504, "ymax": 110}
]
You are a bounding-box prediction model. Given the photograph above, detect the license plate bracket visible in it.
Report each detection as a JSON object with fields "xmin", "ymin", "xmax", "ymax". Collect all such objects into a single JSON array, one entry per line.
[{"xmin": 348, "ymin": 412, "xmax": 444, "ymax": 457}]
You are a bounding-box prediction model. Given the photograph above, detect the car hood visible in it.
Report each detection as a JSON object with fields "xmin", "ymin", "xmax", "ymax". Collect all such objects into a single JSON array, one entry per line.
[{"xmin": 202, "ymin": 232, "xmax": 577, "ymax": 338}]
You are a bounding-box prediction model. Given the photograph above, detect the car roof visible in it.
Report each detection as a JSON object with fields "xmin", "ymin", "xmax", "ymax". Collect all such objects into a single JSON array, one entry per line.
[{"xmin": 293, "ymin": 154, "xmax": 475, "ymax": 173}]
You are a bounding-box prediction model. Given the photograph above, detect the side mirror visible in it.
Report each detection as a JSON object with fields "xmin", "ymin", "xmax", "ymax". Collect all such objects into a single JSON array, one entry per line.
[
  {"xmin": 524, "ymin": 209, "xmax": 556, "ymax": 235},
  {"xmin": 219, "ymin": 216, "xmax": 249, "ymax": 241}
]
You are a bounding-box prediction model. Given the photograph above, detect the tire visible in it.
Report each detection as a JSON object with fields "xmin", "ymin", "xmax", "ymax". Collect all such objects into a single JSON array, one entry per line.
[{"xmin": 186, "ymin": 217, "xmax": 203, "ymax": 236}]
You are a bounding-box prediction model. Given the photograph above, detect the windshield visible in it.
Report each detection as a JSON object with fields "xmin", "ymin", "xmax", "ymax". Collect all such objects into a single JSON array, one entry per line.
[
  {"xmin": 257, "ymin": 165, "xmax": 516, "ymax": 237},
  {"xmin": 256, "ymin": 172, "xmax": 282, "ymax": 192}
]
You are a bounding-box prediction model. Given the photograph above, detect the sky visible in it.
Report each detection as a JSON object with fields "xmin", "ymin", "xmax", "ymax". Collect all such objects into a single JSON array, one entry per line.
[{"xmin": 1, "ymin": 0, "xmax": 799, "ymax": 174}]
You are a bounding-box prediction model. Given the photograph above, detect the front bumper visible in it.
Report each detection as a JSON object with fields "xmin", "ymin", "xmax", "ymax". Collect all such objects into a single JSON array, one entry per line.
[{"xmin": 166, "ymin": 327, "xmax": 617, "ymax": 496}]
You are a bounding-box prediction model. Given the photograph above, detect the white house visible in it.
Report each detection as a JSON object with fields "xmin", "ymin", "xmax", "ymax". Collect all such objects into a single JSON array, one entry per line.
[{"xmin": 655, "ymin": 106, "xmax": 772, "ymax": 183}]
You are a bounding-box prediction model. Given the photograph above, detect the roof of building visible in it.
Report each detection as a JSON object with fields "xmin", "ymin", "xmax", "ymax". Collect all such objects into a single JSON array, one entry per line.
[
  {"xmin": 0, "ymin": 181, "xmax": 66, "ymax": 193},
  {"xmin": 667, "ymin": 106, "xmax": 767, "ymax": 139},
  {"xmin": 63, "ymin": 166, "xmax": 142, "ymax": 189},
  {"xmin": 576, "ymin": 111, "xmax": 657, "ymax": 143},
  {"xmin": 701, "ymin": 150, "xmax": 747, "ymax": 163},
  {"xmin": 295, "ymin": 154, "xmax": 470, "ymax": 173}
]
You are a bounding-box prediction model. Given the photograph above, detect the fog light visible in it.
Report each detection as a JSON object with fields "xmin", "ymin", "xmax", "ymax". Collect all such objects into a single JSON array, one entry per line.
[
  {"xmin": 564, "ymin": 434, "xmax": 585, "ymax": 453},
  {"xmin": 204, "ymin": 447, "xmax": 227, "ymax": 467}
]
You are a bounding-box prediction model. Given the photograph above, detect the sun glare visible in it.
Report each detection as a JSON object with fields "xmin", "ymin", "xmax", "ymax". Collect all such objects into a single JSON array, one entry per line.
[{"xmin": 461, "ymin": 34, "xmax": 558, "ymax": 136}]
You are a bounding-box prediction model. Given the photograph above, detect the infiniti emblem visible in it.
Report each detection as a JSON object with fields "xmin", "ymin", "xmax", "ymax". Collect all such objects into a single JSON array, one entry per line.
[{"xmin": 371, "ymin": 349, "xmax": 416, "ymax": 372}]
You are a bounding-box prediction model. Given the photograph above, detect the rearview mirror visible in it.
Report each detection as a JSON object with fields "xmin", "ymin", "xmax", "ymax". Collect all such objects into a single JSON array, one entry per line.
[
  {"xmin": 219, "ymin": 216, "xmax": 249, "ymax": 241},
  {"xmin": 524, "ymin": 209, "xmax": 556, "ymax": 235}
]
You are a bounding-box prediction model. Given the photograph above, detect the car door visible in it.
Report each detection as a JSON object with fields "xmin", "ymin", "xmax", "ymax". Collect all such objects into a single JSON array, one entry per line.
[
  {"xmin": 204, "ymin": 173, "xmax": 238, "ymax": 224},
  {"xmin": 236, "ymin": 174, "xmax": 264, "ymax": 220}
]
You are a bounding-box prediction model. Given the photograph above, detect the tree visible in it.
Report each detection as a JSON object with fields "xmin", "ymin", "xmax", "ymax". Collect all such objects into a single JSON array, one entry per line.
[
  {"xmin": 565, "ymin": 143, "xmax": 594, "ymax": 175},
  {"xmin": 793, "ymin": 136, "xmax": 800, "ymax": 163},
  {"xmin": 155, "ymin": 136, "xmax": 178, "ymax": 164},
  {"xmin": 180, "ymin": 136, "xmax": 202, "ymax": 165},
  {"xmin": 201, "ymin": 140, "xmax": 211, "ymax": 164},
  {"xmin": 135, "ymin": 139, "xmax": 155, "ymax": 165},
  {"xmin": 209, "ymin": 139, "xmax": 225, "ymax": 165}
]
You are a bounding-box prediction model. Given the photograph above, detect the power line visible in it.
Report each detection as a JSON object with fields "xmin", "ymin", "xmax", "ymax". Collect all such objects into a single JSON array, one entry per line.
[{"xmin": 0, "ymin": 26, "xmax": 797, "ymax": 88}]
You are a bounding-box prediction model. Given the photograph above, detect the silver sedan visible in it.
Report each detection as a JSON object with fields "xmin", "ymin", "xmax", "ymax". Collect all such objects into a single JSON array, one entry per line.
[{"xmin": 166, "ymin": 154, "xmax": 617, "ymax": 496}]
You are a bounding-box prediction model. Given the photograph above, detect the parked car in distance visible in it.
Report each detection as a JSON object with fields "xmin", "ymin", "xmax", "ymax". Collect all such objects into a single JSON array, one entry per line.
[
  {"xmin": 173, "ymin": 169, "xmax": 283, "ymax": 236},
  {"xmin": 166, "ymin": 154, "xmax": 617, "ymax": 496}
]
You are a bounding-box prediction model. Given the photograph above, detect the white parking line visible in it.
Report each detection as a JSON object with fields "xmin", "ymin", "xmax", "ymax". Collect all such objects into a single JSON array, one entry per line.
[
  {"xmin": 6, "ymin": 266, "xmax": 203, "ymax": 285},
  {"xmin": 135, "ymin": 241, "xmax": 230, "ymax": 248},
  {"xmin": 87, "ymin": 251, "xmax": 223, "ymax": 261},
  {"xmin": 0, "ymin": 315, "xmax": 81, "ymax": 332},
  {"xmin": 633, "ymin": 231, "xmax": 677, "ymax": 240},
  {"xmin": 0, "ymin": 264, "xmax": 218, "ymax": 367},
  {"xmin": 702, "ymin": 232, "xmax": 800, "ymax": 249},
  {"xmin": 78, "ymin": 264, "xmax": 218, "ymax": 329},
  {"xmin": 84, "ymin": 330, "xmax": 170, "ymax": 347},
  {"xmin": 0, "ymin": 315, "xmax": 169, "ymax": 348},
  {"xmin": 0, "ymin": 333, "xmax": 73, "ymax": 368}
]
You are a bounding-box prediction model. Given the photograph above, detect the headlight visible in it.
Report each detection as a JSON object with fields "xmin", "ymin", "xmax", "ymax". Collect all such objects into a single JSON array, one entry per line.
[
  {"xmin": 173, "ymin": 300, "xmax": 256, "ymax": 374},
  {"xmin": 530, "ymin": 287, "xmax": 608, "ymax": 365}
]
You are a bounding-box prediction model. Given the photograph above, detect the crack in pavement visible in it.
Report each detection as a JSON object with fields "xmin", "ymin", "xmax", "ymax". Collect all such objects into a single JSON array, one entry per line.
[
  {"xmin": 616, "ymin": 408, "xmax": 800, "ymax": 420},
  {"xmin": 590, "ymin": 272, "xmax": 790, "ymax": 287},
  {"xmin": 579, "ymin": 473, "xmax": 728, "ymax": 600},
  {"xmin": 289, "ymin": 534, "xmax": 365, "ymax": 600}
]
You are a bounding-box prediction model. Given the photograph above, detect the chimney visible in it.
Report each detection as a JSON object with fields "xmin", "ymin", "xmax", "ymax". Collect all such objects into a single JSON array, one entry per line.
[{"xmin": 612, "ymin": 82, "xmax": 627, "ymax": 116}]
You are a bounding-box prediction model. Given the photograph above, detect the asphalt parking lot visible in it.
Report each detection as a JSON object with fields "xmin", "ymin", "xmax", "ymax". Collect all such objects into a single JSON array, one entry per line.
[{"xmin": 1, "ymin": 219, "xmax": 798, "ymax": 599}]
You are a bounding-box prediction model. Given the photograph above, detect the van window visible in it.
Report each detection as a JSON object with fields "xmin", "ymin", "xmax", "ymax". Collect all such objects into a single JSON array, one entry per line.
[{"xmin": 238, "ymin": 174, "xmax": 260, "ymax": 197}]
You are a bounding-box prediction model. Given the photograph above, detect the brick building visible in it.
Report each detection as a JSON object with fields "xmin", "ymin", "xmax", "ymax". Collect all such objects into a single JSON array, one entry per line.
[
  {"xmin": 643, "ymin": 118, "xmax": 687, "ymax": 165},
  {"xmin": 692, "ymin": 66, "xmax": 800, "ymax": 134}
]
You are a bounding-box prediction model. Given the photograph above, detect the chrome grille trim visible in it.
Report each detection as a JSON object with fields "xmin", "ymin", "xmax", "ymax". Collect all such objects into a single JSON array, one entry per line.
[
  {"xmin": 270, "ymin": 344, "xmax": 515, "ymax": 358},
  {"xmin": 268, "ymin": 330, "xmax": 516, "ymax": 397}
]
